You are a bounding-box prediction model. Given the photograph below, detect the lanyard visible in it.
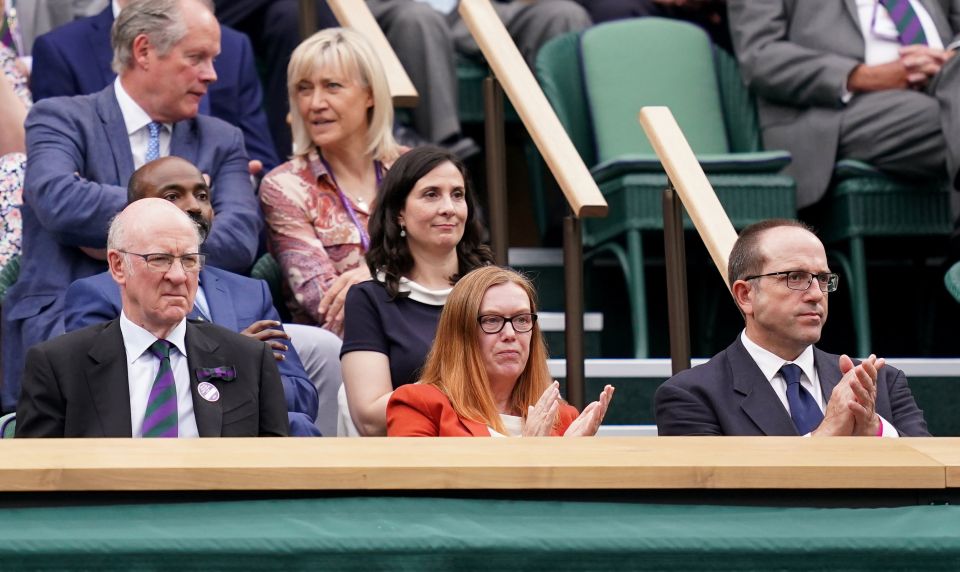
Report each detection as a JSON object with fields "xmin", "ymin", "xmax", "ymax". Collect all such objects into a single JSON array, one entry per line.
[{"xmin": 317, "ymin": 155, "xmax": 383, "ymax": 251}]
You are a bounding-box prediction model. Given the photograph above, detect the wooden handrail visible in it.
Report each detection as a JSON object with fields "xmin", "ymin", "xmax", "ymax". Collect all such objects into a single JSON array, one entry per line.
[
  {"xmin": 323, "ymin": 0, "xmax": 419, "ymax": 108},
  {"xmin": 639, "ymin": 107, "xmax": 739, "ymax": 288},
  {"xmin": 0, "ymin": 438, "xmax": 951, "ymax": 491},
  {"xmin": 458, "ymin": 0, "xmax": 606, "ymax": 218}
]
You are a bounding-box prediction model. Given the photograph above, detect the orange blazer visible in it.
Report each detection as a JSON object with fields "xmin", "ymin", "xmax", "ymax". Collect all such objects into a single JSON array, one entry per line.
[{"xmin": 387, "ymin": 383, "xmax": 579, "ymax": 437}]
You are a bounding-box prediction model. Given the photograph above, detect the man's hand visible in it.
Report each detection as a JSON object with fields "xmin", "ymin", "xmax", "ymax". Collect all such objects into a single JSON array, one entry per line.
[
  {"xmin": 840, "ymin": 354, "xmax": 884, "ymax": 436},
  {"xmin": 847, "ymin": 61, "xmax": 918, "ymax": 92},
  {"xmin": 318, "ymin": 265, "xmax": 372, "ymax": 335},
  {"xmin": 523, "ymin": 381, "xmax": 561, "ymax": 437},
  {"xmin": 240, "ymin": 319, "xmax": 289, "ymax": 361},
  {"xmin": 564, "ymin": 385, "xmax": 615, "ymax": 437},
  {"xmin": 899, "ymin": 45, "xmax": 953, "ymax": 87}
]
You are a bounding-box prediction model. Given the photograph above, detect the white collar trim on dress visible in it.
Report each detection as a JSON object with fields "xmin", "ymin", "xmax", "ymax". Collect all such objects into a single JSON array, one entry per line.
[{"xmin": 376, "ymin": 271, "xmax": 451, "ymax": 306}]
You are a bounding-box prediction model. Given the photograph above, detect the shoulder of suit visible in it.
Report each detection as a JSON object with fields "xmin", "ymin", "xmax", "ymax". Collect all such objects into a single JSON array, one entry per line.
[
  {"xmin": 187, "ymin": 319, "xmax": 266, "ymax": 349},
  {"xmin": 35, "ymin": 319, "xmax": 115, "ymax": 353},
  {"xmin": 663, "ymin": 340, "xmax": 736, "ymax": 387}
]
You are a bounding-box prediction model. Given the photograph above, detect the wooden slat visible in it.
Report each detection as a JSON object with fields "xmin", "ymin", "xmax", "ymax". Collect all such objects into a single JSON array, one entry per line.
[
  {"xmin": 906, "ymin": 438, "xmax": 960, "ymax": 487},
  {"xmin": 0, "ymin": 437, "xmax": 944, "ymax": 491},
  {"xmin": 638, "ymin": 107, "xmax": 739, "ymax": 288},
  {"xmin": 458, "ymin": 0, "xmax": 606, "ymax": 218},
  {"xmin": 326, "ymin": 0, "xmax": 419, "ymax": 107}
]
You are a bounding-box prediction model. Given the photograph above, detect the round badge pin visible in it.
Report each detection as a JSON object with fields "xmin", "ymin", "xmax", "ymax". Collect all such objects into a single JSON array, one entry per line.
[{"xmin": 198, "ymin": 381, "xmax": 220, "ymax": 402}]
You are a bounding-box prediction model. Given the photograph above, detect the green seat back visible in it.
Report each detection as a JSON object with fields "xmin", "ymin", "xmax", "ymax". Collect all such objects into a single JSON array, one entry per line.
[
  {"xmin": 0, "ymin": 254, "xmax": 20, "ymax": 302},
  {"xmin": 945, "ymin": 261, "xmax": 960, "ymax": 304},
  {"xmin": 580, "ymin": 18, "xmax": 730, "ymax": 163},
  {"xmin": 0, "ymin": 412, "xmax": 15, "ymax": 438},
  {"xmin": 536, "ymin": 31, "xmax": 597, "ymax": 166},
  {"xmin": 250, "ymin": 253, "xmax": 283, "ymax": 310}
]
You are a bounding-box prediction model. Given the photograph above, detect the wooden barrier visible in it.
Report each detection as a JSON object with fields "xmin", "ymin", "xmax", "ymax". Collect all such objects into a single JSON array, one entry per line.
[
  {"xmin": 639, "ymin": 107, "xmax": 739, "ymax": 288},
  {"xmin": 458, "ymin": 0, "xmax": 606, "ymax": 218},
  {"xmin": 324, "ymin": 0, "xmax": 419, "ymax": 107},
  {"xmin": 0, "ymin": 438, "xmax": 952, "ymax": 492}
]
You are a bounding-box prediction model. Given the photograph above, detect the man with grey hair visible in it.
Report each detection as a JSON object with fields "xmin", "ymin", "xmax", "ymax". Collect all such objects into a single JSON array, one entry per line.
[
  {"xmin": 1, "ymin": 0, "xmax": 261, "ymax": 413},
  {"xmin": 16, "ymin": 199, "xmax": 288, "ymax": 437}
]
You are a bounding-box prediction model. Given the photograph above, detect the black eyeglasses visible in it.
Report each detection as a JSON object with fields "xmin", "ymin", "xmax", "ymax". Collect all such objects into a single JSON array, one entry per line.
[
  {"xmin": 120, "ymin": 251, "xmax": 206, "ymax": 273},
  {"xmin": 743, "ymin": 270, "xmax": 839, "ymax": 293},
  {"xmin": 477, "ymin": 313, "xmax": 538, "ymax": 334}
]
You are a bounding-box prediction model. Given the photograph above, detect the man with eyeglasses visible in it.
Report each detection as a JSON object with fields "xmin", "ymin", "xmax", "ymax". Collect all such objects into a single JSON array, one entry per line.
[
  {"xmin": 728, "ymin": 0, "xmax": 960, "ymax": 214},
  {"xmin": 655, "ymin": 219, "xmax": 929, "ymax": 437},
  {"xmin": 16, "ymin": 198, "xmax": 288, "ymax": 437},
  {"xmin": 61, "ymin": 156, "xmax": 340, "ymax": 436}
]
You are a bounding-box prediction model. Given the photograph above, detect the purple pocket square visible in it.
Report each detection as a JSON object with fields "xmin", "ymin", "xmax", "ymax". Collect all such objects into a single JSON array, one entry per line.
[{"xmin": 196, "ymin": 366, "xmax": 237, "ymax": 382}]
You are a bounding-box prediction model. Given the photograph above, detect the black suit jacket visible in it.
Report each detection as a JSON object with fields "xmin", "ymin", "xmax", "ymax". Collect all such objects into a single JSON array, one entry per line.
[
  {"xmin": 654, "ymin": 338, "xmax": 930, "ymax": 436},
  {"xmin": 15, "ymin": 319, "xmax": 288, "ymax": 437}
]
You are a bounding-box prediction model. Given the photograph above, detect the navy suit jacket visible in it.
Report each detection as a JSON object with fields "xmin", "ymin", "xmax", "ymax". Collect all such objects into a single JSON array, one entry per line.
[
  {"xmin": 654, "ymin": 337, "xmax": 930, "ymax": 436},
  {"xmin": 0, "ymin": 85, "xmax": 260, "ymax": 411},
  {"xmin": 16, "ymin": 319, "xmax": 288, "ymax": 438},
  {"xmin": 64, "ymin": 267, "xmax": 319, "ymax": 435},
  {"xmin": 30, "ymin": 7, "xmax": 279, "ymax": 171}
]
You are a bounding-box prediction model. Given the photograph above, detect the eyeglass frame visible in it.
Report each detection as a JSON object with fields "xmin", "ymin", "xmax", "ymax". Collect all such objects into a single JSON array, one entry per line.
[
  {"xmin": 742, "ymin": 270, "xmax": 840, "ymax": 293},
  {"xmin": 476, "ymin": 313, "xmax": 538, "ymax": 334},
  {"xmin": 119, "ymin": 250, "xmax": 206, "ymax": 273}
]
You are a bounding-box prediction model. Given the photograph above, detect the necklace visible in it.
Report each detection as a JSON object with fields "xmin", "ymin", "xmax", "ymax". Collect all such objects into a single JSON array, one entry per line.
[{"xmin": 316, "ymin": 155, "xmax": 384, "ymax": 251}]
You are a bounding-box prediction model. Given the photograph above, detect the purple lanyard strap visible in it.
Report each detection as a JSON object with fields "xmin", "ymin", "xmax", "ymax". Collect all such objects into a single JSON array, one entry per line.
[{"xmin": 317, "ymin": 155, "xmax": 383, "ymax": 251}]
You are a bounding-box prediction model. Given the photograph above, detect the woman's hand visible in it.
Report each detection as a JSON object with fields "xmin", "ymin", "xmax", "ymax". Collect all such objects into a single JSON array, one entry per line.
[
  {"xmin": 319, "ymin": 265, "xmax": 372, "ymax": 334},
  {"xmin": 522, "ymin": 380, "xmax": 561, "ymax": 437},
  {"xmin": 564, "ymin": 385, "xmax": 615, "ymax": 437}
]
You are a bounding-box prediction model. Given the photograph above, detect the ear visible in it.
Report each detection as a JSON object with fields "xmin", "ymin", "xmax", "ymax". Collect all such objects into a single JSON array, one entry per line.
[
  {"xmin": 131, "ymin": 34, "xmax": 152, "ymax": 68},
  {"xmin": 364, "ymin": 87, "xmax": 374, "ymax": 110},
  {"xmin": 731, "ymin": 279, "xmax": 754, "ymax": 317},
  {"xmin": 108, "ymin": 250, "xmax": 128, "ymax": 285},
  {"xmin": 397, "ymin": 210, "xmax": 405, "ymax": 226}
]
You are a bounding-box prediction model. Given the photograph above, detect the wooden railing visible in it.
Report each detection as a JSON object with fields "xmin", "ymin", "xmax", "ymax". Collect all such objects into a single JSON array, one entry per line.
[
  {"xmin": 305, "ymin": 0, "xmax": 419, "ymax": 107},
  {"xmin": 638, "ymin": 107, "xmax": 739, "ymax": 373}
]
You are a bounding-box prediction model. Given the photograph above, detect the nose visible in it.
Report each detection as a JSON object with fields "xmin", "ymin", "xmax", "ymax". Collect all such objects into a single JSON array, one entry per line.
[
  {"xmin": 199, "ymin": 58, "xmax": 217, "ymax": 84},
  {"xmin": 801, "ymin": 277, "xmax": 825, "ymax": 301},
  {"xmin": 438, "ymin": 192, "xmax": 455, "ymax": 215},
  {"xmin": 499, "ymin": 320, "xmax": 517, "ymax": 340},
  {"xmin": 182, "ymin": 194, "xmax": 201, "ymax": 215},
  {"xmin": 310, "ymin": 89, "xmax": 328, "ymax": 111},
  {"xmin": 163, "ymin": 258, "xmax": 189, "ymax": 283}
]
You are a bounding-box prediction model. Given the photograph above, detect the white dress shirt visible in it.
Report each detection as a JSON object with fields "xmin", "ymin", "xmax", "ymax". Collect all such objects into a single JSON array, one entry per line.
[
  {"xmin": 113, "ymin": 77, "xmax": 171, "ymax": 169},
  {"xmin": 120, "ymin": 311, "xmax": 200, "ymax": 438},
  {"xmin": 855, "ymin": 0, "xmax": 944, "ymax": 65},
  {"xmin": 739, "ymin": 331, "xmax": 898, "ymax": 437}
]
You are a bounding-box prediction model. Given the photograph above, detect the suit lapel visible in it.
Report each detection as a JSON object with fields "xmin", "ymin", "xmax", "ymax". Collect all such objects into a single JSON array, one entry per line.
[
  {"xmin": 85, "ymin": 320, "xmax": 134, "ymax": 437},
  {"xmin": 170, "ymin": 119, "xmax": 199, "ymax": 165},
  {"xmin": 462, "ymin": 417, "xmax": 491, "ymax": 437},
  {"xmin": 729, "ymin": 339, "xmax": 799, "ymax": 436},
  {"xmin": 91, "ymin": 8, "xmax": 116, "ymax": 89},
  {"xmin": 184, "ymin": 322, "xmax": 223, "ymax": 436},
  {"xmin": 813, "ymin": 347, "xmax": 842, "ymax": 407},
  {"xmin": 98, "ymin": 86, "xmax": 136, "ymax": 185},
  {"xmin": 842, "ymin": 0, "xmax": 862, "ymax": 31},
  {"xmin": 200, "ymin": 269, "xmax": 237, "ymax": 329}
]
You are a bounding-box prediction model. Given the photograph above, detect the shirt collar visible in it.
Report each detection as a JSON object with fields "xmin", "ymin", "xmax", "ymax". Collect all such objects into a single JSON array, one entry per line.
[
  {"xmin": 375, "ymin": 271, "xmax": 451, "ymax": 306},
  {"xmin": 113, "ymin": 76, "xmax": 169, "ymax": 137},
  {"xmin": 740, "ymin": 330, "xmax": 815, "ymax": 384},
  {"xmin": 119, "ymin": 310, "xmax": 188, "ymax": 365}
]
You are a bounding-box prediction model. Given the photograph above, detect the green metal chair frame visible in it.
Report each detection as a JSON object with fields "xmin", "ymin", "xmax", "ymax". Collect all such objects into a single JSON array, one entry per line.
[
  {"xmin": 0, "ymin": 254, "xmax": 20, "ymax": 302},
  {"xmin": 809, "ymin": 161, "xmax": 952, "ymax": 357},
  {"xmin": 536, "ymin": 19, "xmax": 795, "ymax": 357},
  {"xmin": 0, "ymin": 412, "xmax": 15, "ymax": 438}
]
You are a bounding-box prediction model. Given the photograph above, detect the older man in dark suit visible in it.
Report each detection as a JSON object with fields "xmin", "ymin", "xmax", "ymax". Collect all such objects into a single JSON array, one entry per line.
[
  {"xmin": 1, "ymin": 0, "xmax": 261, "ymax": 412},
  {"xmin": 16, "ymin": 198, "xmax": 288, "ymax": 438},
  {"xmin": 655, "ymin": 219, "xmax": 929, "ymax": 437}
]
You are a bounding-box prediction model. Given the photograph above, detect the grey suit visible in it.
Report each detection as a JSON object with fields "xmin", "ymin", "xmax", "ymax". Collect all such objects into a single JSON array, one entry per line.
[
  {"xmin": 654, "ymin": 338, "xmax": 930, "ymax": 436},
  {"xmin": 16, "ymin": 319, "xmax": 289, "ymax": 438},
  {"xmin": 728, "ymin": 0, "xmax": 960, "ymax": 207}
]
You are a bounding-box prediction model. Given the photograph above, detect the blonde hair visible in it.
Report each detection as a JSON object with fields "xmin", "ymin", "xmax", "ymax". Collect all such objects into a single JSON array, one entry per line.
[
  {"xmin": 418, "ymin": 266, "xmax": 552, "ymax": 434},
  {"xmin": 287, "ymin": 27, "xmax": 400, "ymax": 162}
]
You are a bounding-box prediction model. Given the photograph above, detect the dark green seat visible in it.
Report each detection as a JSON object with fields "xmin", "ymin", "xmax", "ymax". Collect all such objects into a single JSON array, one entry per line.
[
  {"xmin": 0, "ymin": 254, "xmax": 20, "ymax": 302},
  {"xmin": 944, "ymin": 261, "xmax": 960, "ymax": 304},
  {"xmin": 250, "ymin": 253, "xmax": 284, "ymax": 311},
  {"xmin": 536, "ymin": 19, "xmax": 795, "ymax": 357},
  {"xmin": 810, "ymin": 161, "xmax": 952, "ymax": 356}
]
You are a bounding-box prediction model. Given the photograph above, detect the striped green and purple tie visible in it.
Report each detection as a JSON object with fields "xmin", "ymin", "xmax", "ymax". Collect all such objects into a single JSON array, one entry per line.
[
  {"xmin": 880, "ymin": 0, "xmax": 929, "ymax": 45},
  {"xmin": 143, "ymin": 339, "xmax": 178, "ymax": 438}
]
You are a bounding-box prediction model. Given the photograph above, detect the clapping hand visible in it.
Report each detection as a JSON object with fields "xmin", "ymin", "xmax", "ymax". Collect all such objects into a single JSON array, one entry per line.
[
  {"xmin": 564, "ymin": 385, "xmax": 615, "ymax": 437},
  {"xmin": 522, "ymin": 381, "xmax": 561, "ymax": 437}
]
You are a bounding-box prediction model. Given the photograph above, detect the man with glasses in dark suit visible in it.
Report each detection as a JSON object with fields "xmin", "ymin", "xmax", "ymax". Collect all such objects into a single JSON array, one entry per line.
[{"xmin": 655, "ymin": 219, "xmax": 929, "ymax": 437}]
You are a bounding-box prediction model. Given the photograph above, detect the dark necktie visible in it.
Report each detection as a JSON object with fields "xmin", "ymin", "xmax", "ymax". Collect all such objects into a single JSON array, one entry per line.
[
  {"xmin": 781, "ymin": 363, "xmax": 823, "ymax": 435},
  {"xmin": 880, "ymin": 0, "xmax": 929, "ymax": 45},
  {"xmin": 143, "ymin": 339, "xmax": 178, "ymax": 438}
]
